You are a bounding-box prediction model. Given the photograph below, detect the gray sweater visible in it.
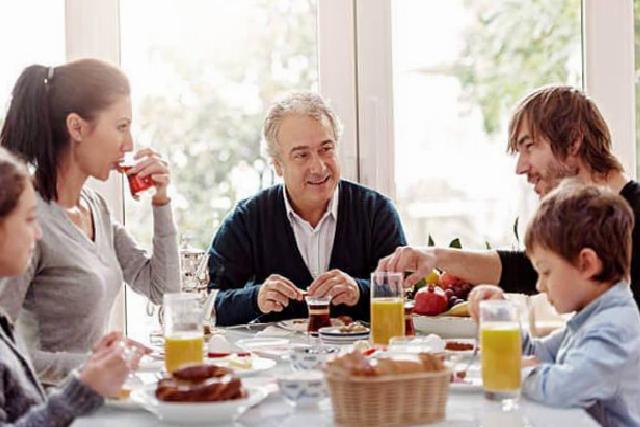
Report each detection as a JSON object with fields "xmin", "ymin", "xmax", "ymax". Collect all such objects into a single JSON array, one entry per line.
[
  {"xmin": 0, "ymin": 188, "xmax": 180, "ymax": 384},
  {"xmin": 0, "ymin": 311, "xmax": 102, "ymax": 426}
]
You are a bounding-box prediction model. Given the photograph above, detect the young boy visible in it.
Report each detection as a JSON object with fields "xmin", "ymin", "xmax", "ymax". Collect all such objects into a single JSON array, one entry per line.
[{"xmin": 470, "ymin": 180, "xmax": 640, "ymax": 427}]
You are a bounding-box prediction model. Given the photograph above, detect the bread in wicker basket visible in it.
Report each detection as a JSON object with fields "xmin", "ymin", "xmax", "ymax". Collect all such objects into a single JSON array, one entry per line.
[{"xmin": 324, "ymin": 352, "xmax": 449, "ymax": 426}]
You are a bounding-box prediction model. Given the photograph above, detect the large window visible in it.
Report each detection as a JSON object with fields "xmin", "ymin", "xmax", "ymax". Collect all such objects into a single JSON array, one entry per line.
[
  {"xmin": 391, "ymin": 0, "xmax": 582, "ymax": 249},
  {"xmin": 119, "ymin": 0, "xmax": 319, "ymax": 341},
  {"xmin": 0, "ymin": 2, "xmax": 65, "ymax": 123},
  {"xmin": 1, "ymin": 1, "xmax": 632, "ymax": 338}
]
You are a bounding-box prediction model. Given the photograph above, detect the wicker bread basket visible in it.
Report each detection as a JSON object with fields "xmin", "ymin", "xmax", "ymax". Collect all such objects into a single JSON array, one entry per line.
[{"xmin": 325, "ymin": 369, "xmax": 450, "ymax": 426}]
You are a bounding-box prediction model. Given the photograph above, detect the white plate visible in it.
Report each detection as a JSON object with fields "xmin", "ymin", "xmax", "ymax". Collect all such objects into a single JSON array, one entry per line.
[
  {"xmin": 235, "ymin": 338, "xmax": 290, "ymax": 359},
  {"xmin": 319, "ymin": 334, "xmax": 368, "ymax": 342},
  {"xmin": 319, "ymin": 335, "xmax": 368, "ymax": 342},
  {"xmin": 413, "ymin": 315, "xmax": 477, "ymax": 338},
  {"xmin": 216, "ymin": 355, "xmax": 276, "ymax": 377},
  {"xmin": 104, "ymin": 396, "xmax": 141, "ymax": 410},
  {"xmin": 138, "ymin": 354, "xmax": 276, "ymax": 377},
  {"xmin": 318, "ymin": 326, "xmax": 370, "ymax": 336},
  {"xmin": 132, "ymin": 385, "xmax": 267, "ymax": 424},
  {"xmin": 319, "ymin": 338, "xmax": 362, "ymax": 345},
  {"xmin": 277, "ymin": 319, "xmax": 310, "ymax": 333},
  {"xmin": 277, "ymin": 318, "xmax": 343, "ymax": 333},
  {"xmin": 324, "ymin": 337, "xmax": 368, "ymax": 342},
  {"xmin": 449, "ymin": 376, "xmax": 483, "ymax": 392}
]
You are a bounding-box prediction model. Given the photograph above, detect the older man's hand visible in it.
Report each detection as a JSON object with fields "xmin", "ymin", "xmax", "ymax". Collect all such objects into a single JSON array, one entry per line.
[
  {"xmin": 257, "ymin": 274, "xmax": 304, "ymax": 314},
  {"xmin": 467, "ymin": 285, "xmax": 505, "ymax": 321},
  {"xmin": 376, "ymin": 246, "xmax": 437, "ymax": 288},
  {"xmin": 307, "ymin": 270, "xmax": 360, "ymax": 306}
]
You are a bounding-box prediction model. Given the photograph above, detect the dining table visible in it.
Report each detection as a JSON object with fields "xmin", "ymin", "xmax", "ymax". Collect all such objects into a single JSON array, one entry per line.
[{"xmin": 72, "ymin": 324, "xmax": 599, "ymax": 427}]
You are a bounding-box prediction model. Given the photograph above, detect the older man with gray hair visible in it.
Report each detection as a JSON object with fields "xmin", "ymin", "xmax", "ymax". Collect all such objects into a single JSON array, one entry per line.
[{"xmin": 208, "ymin": 91, "xmax": 406, "ymax": 325}]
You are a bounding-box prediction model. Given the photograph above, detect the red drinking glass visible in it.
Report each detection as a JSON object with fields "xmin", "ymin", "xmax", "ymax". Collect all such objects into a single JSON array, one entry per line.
[{"xmin": 118, "ymin": 155, "xmax": 154, "ymax": 199}]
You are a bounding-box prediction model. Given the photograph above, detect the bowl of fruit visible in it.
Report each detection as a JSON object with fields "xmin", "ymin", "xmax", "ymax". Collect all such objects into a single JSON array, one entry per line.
[{"xmin": 411, "ymin": 271, "xmax": 477, "ymax": 338}]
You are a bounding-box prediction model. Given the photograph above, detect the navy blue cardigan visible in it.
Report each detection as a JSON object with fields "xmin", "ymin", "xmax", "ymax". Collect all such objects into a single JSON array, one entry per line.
[{"xmin": 208, "ymin": 180, "xmax": 407, "ymax": 326}]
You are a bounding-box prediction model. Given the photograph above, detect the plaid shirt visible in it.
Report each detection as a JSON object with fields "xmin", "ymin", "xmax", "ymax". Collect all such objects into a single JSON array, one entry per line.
[{"xmin": 0, "ymin": 312, "xmax": 102, "ymax": 426}]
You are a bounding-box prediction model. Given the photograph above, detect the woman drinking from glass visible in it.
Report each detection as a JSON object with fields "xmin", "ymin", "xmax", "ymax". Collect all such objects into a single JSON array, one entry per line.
[
  {"xmin": 0, "ymin": 58, "xmax": 180, "ymax": 385},
  {"xmin": 0, "ymin": 146, "xmax": 146, "ymax": 425}
]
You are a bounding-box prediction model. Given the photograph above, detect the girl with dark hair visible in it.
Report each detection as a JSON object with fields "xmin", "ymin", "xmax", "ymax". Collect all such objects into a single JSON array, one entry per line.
[
  {"xmin": 0, "ymin": 59, "xmax": 180, "ymax": 385},
  {"xmin": 0, "ymin": 147, "xmax": 145, "ymax": 426}
]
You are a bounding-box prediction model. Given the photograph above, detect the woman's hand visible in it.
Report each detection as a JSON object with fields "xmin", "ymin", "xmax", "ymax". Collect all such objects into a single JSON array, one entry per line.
[{"xmin": 130, "ymin": 148, "xmax": 171, "ymax": 205}]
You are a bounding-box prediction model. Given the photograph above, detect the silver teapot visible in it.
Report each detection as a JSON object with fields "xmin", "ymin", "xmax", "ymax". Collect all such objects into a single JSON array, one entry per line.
[
  {"xmin": 179, "ymin": 236, "xmax": 210, "ymax": 293},
  {"xmin": 147, "ymin": 236, "xmax": 212, "ymax": 331}
]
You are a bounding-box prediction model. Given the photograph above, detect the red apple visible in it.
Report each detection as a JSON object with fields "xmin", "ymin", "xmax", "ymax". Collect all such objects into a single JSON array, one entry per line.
[
  {"xmin": 438, "ymin": 273, "xmax": 475, "ymax": 299},
  {"xmin": 414, "ymin": 286, "xmax": 448, "ymax": 316},
  {"xmin": 438, "ymin": 272, "xmax": 465, "ymax": 289}
]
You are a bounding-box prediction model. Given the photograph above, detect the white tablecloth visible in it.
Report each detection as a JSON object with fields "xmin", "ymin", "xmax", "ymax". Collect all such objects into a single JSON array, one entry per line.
[{"xmin": 72, "ymin": 327, "xmax": 598, "ymax": 427}]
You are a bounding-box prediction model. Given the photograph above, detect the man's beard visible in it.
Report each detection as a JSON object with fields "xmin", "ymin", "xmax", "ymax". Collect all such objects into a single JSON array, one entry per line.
[{"xmin": 537, "ymin": 159, "xmax": 579, "ymax": 196}]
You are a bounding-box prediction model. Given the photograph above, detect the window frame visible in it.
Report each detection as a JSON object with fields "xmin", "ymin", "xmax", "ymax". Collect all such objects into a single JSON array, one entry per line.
[
  {"xmin": 65, "ymin": 0, "xmax": 125, "ymax": 330},
  {"xmin": 63, "ymin": 0, "xmax": 636, "ymax": 334},
  {"xmin": 355, "ymin": 0, "xmax": 636, "ymax": 193},
  {"xmin": 583, "ymin": 0, "xmax": 636, "ymax": 176}
]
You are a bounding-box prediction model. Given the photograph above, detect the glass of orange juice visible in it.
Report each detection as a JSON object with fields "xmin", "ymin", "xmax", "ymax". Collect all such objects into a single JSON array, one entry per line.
[
  {"xmin": 370, "ymin": 272, "xmax": 404, "ymax": 345},
  {"xmin": 163, "ymin": 293, "xmax": 204, "ymax": 374},
  {"xmin": 479, "ymin": 299, "xmax": 521, "ymax": 407}
]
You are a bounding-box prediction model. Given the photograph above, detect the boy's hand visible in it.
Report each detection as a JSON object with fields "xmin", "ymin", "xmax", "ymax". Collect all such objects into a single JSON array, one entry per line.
[
  {"xmin": 522, "ymin": 355, "xmax": 540, "ymax": 368},
  {"xmin": 468, "ymin": 285, "xmax": 505, "ymax": 321}
]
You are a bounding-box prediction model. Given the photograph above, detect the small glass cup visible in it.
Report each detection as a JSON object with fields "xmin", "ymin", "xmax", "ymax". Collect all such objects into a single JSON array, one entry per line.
[
  {"xmin": 163, "ymin": 293, "xmax": 204, "ymax": 373},
  {"xmin": 479, "ymin": 299, "xmax": 521, "ymax": 408},
  {"xmin": 116, "ymin": 339, "xmax": 144, "ymax": 399},
  {"xmin": 117, "ymin": 339, "xmax": 142, "ymax": 369},
  {"xmin": 370, "ymin": 272, "xmax": 405, "ymax": 345},
  {"xmin": 118, "ymin": 152, "xmax": 154, "ymax": 200},
  {"xmin": 305, "ymin": 295, "xmax": 332, "ymax": 336}
]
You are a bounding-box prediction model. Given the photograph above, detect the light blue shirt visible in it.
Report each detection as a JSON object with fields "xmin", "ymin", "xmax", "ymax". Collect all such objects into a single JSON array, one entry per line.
[
  {"xmin": 283, "ymin": 185, "xmax": 339, "ymax": 279},
  {"xmin": 522, "ymin": 282, "xmax": 640, "ymax": 427}
]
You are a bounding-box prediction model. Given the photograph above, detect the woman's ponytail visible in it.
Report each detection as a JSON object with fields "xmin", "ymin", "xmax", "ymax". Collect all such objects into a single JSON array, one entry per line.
[
  {"xmin": 1, "ymin": 65, "xmax": 57, "ymax": 201},
  {"xmin": 0, "ymin": 59, "xmax": 129, "ymax": 202}
]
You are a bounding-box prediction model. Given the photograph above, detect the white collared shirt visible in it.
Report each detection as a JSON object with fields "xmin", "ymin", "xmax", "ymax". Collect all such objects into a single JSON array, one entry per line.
[{"xmin": 283, "ymin": 185, "xmax": 339, "ymax": 279}]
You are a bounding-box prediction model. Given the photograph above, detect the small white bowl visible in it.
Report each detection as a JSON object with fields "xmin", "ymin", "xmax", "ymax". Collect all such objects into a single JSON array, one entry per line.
[
  {"xmin": 277, "ymin": 371, "xmax": 326, "ymax": 408},
  {"xmin": 289, "ymin": 344, "xmax": 338, "ymax": 370},
  {"xmin": 412, "ymin": 315, "xmax": 477, "ymax": 338},
  {"xmin": 318, "ymin": 326, "xmax": 370, "ymax": 345}
]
